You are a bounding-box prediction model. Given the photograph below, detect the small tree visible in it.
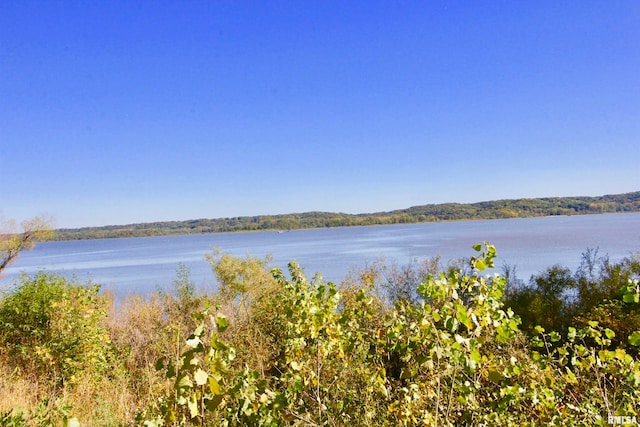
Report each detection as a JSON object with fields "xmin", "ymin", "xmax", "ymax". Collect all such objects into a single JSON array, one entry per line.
[
  {"xmin": 504, "ymin": 264, "xmax": 577, "ymax": 334},
  {"xmin": 205, "ymin": 249, "xmax": 283, "ymax": 377},
  {"xmin": 0, "ymin": 216, "xmax": 53, "ymax": 276}
]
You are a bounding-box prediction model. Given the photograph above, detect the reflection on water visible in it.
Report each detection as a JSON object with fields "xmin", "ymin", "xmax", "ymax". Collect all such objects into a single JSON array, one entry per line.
[{"xmin": 2, "ymin": 213, "xmax": 639, "ymax": 297}]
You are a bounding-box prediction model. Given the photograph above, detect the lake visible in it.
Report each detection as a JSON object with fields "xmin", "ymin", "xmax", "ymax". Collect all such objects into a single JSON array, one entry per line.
[{"xmin": 2, "ymin": 213, "xmax": 639, "ymax": 297}]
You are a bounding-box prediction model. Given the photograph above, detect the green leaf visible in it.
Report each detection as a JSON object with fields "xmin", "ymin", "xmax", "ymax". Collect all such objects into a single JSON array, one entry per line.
[
  {"xmin": 496, "ymin": 326, "xmax": 510, "ymax": 344},
  {"xmin": 205, "ymin": 393, "xmax": 224, "ymax": 411},
  {"xmin": 211, "ymin": 335, "xmax": 228, "ymax": 351},
  {"xmin": 186, "ymin": 335, "xmax": 202, "ymax": 348},
  {"xmin": 444, "ymin": 316, "xmax": 459, "ymax": 332},
  {"xmin": 155, "ymin": 356, "xmax": 165, "ymax": 371},
  {"xmin": 472, "ymin": 243, "xmax": 482, "ymax": 252},
  {"xmin": 193, "ymin": 323, "xmax": 205, "ymax": 337},
  {"xmin": 216, "ymin": 315, "xmax": 229, "ymax": 333},
  {"xmin": 488, "ymin": 370, "xmax": 501, "ymax": 383},
  {"xmin": 188, "ymin": 395, "xmax": 198, "ymax": 418},
  {"xmin": 166, "ymin": 362, "xmax": 176, "ymax": 379},
  {"xmin": 622, "ymin": 280, "xmax": 639, "ymax": 303},
  {"xmin": 455, "ymin": 304, "xmax": 473, "ymax": 329},
  {"xmin": 177, "ymin": 373, "xmax": 193, "ymax": 389},
  {"xmin": 564, "ymin": 367, "xmax": 577, "ymax": 384},
  {"xmin": 208, "ymin": 377, "xmax": 222, "ymax": 395},
  {"xmin": 629, "ymin": 331, "xmax": 640, "ymax": 346},
  {"xmin": 194, "ymin": 368, "xmax": 208, "ymax": 386}
]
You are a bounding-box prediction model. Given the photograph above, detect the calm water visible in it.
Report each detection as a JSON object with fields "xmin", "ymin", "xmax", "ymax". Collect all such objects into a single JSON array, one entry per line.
[{"xmin": 2, "ymin": 213, "xmax": 639, "ymax": 297}]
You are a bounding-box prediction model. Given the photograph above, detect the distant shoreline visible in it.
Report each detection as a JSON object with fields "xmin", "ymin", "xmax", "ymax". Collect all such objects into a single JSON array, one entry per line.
[{"xmin": 54, "ymin": 191, "xmax": 640, "ymax": 241}]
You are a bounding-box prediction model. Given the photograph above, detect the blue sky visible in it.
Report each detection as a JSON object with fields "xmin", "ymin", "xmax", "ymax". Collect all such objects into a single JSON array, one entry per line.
[{"xmin": 1, "ymin": 1, "xmax": 638, "ymax": 228}]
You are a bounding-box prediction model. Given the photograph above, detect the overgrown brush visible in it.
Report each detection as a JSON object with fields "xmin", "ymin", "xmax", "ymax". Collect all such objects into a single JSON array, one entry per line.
[
  {"xmin": 143, "ymin": 244, "xmax": 640, "ymax": 426},
  {"xmin": 0, "ymin": 273, "xmax": 112, "ymax": 426},
  {"xmin": 0, "ymin": 273, "xmax": 112, "ymax": 389},
  {"xmin": 2, "ymin": 244, "xmax": 640, "ymax": 426}
]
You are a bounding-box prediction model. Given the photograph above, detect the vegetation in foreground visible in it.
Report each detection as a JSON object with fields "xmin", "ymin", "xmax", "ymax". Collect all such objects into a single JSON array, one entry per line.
[
  {"xmin": 0, "ymin": 243, "xmax": 639, "ymax": 426},
  {"xmin": 54, "ymin": 191, "xmax": 640, "ymax": 239}
]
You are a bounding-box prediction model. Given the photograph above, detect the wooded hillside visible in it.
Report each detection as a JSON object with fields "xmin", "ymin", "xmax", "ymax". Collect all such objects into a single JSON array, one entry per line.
[{"xmin": 55, "ymin": 191, "xmax": 640, "ymax": 240}]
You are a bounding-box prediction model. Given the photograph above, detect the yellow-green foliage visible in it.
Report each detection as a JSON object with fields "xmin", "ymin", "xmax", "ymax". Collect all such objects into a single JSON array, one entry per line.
[
  {"xmin": 0, "ymin": 273, "xmax": 111, "ymax": 387},
  {"xmin": 145, "ymin": 244, "xmax": 640, "ymax": 426},
  {"xmin": 0, "ymin": 216, "xmax": 54, "ymax": 275},
  {"xmin": 2, "ymin": 244, "xmax": 640, "ymax": 426},
  {"xmin": 0, "ymin": 273, "xmax": 111, "ymax": 426}
]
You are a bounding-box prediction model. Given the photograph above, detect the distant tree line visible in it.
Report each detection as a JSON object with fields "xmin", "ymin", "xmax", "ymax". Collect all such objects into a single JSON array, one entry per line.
[{"xmin": 54, "ymin": 191, "xmax": 640, "ymax": 240}]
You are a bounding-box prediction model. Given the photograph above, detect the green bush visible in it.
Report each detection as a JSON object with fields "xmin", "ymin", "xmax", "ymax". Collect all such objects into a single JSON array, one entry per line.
[
  {"xmin": 505, "ymin": 249, "xmax": 640, "ymax": 346},
  {"xmin": 4, "ymin": 245, "xmax": 638, "ymax": 425},
  {"xmin": 144, "ymin": 244, "xmax": 640, "ymax": 426},
  {"xmin": 0, "ymin": 398, "xmax": 79, "ymax": 427},
  {"xmin": 0, "ymin": 273, "xmax": 112, "ymax": 387}
]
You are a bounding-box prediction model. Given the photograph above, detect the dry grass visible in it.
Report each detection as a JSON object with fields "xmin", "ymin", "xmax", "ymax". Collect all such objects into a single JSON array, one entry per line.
[
  {"xmin": 0, "ymin": 362, "xmax": 41, "ymax": 414},
  {"xmin": 64, "ymin": 374, "xmax": 137, "ymax": 426},
  {"xmin": 0, "ymin": 289, "xmax": 178, "ymax": 425}
]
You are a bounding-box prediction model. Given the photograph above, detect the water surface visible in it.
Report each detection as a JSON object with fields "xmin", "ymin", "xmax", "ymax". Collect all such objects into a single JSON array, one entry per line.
[{"xmin": 2, "ymin": 213, "xmax": 639, "ymax": 297}]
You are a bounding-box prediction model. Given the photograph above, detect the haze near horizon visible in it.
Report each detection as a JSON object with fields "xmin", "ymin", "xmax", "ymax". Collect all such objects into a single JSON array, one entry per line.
[{"xmin": 1, "ymin": 1, "xmax": 638, "ymax": 228}]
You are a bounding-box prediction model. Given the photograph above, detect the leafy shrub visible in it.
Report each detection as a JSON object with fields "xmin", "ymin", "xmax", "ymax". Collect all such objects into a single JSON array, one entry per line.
[
  {"xmin": 0, "ymin": 273, "xmax": 112, "ymax": 388},
  {"xmin": 3, "ymin": 244, "xmax": 639, "ymax": 426},
  {"xmin": 505, "ymin": 249, "xmax": 640, "ymax": 343},
  {"xmin": 145, "ymin": 244, "xmax": 640, "ymax": 426},
  {"xmin": 205, "ymin": 250, "xmax": 285, "ymax": 377},
  {"xmin": 0, "ymin": 398, "xmax": 79, "ymax": 427}
]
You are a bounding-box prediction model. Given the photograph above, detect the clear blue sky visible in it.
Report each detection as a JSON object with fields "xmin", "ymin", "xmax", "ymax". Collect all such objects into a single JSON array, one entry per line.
[{"xmin": 1, "ymin": 1, "xmax": 638, "ymax": 228}]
